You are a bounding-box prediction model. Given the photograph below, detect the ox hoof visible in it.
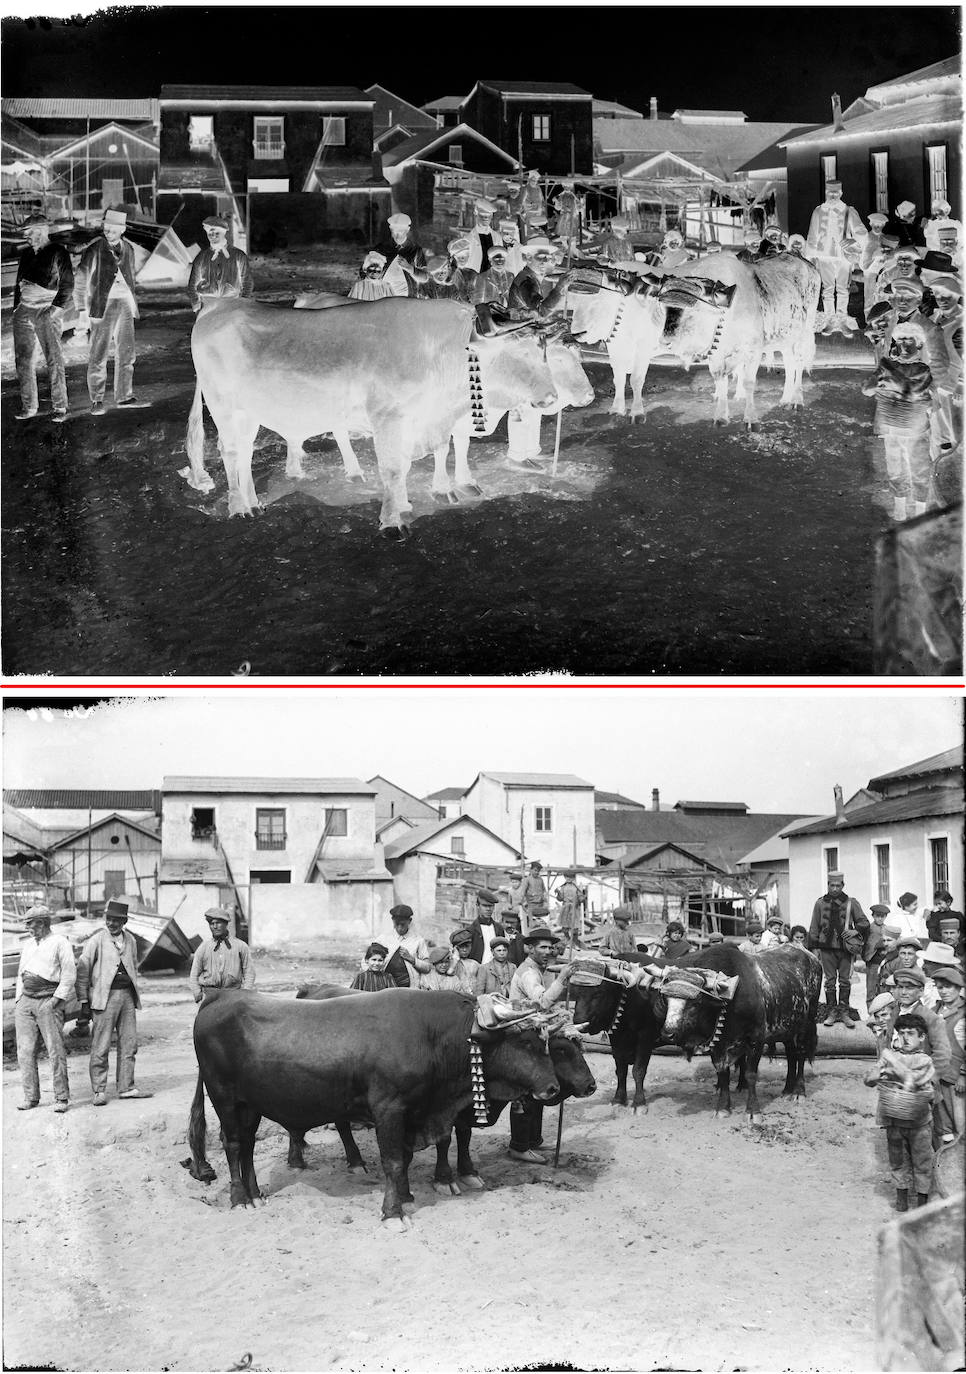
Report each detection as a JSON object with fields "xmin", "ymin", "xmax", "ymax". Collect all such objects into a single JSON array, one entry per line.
[
  {"xmin": 627, "ymin": 413, "xmax": 646, "ymax": 426},
  {"xmin": 347, "ymin": 1164, "xmax": 369, "ymax": 1176},
  {"xmin": 458, "ymin": 1173, "xmax": 485, "ymax": 1191},
  {"xmin": 381, "ymin": 1216, "xmax": 413, "ymax": 1233},
  {"xmin": 745, "ymin": 421, "xmax": 759, "ymax": 432},
  {"xmin": 713, "ymin": 1109, "xmax": 732, "ymax": 1119},
  {"xmin": 712, "ymin": 418, "xmax": 726, "ymax": 428},
  {"xmin": 379, "ymin": 525, "xmax": 409, "ymax": 543},
  {"xmin": 433, "ymin": 1181, "xmax": 461, "ymax": 1197},
  {"xmin": 456, "ymin": 484, "xmax": 484, "ymax": 498},
  {"xmin": 611, "ymin": 1094, "xmax": 629, "ymax": 1108},
  {"xmin": 400, "ymin": 1201, "xmax": 417, "ymax": 1216},
  {"xmin": 431, "ymin": 489, "xmax": 459, "ymax": 506}
]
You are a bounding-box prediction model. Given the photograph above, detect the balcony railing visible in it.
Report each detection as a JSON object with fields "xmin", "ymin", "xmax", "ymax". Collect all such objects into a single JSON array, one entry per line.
[
  {"xmin": 253, "ymin": 141, "xmax": 285, "ymax": 161},
  {"xmin": 255, "ymin": 833, "xmax": 287, "ymax": 850}
]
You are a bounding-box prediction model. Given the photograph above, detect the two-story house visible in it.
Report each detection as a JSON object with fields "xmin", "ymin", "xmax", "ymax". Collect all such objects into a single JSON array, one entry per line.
[
  {"xmin": 783, "ymin": 746, "xmax": 963, "ymax": 924},
  {"xmin": 157, "ymin": 84, "xmax": 388, "ymax": 253},
  {"xmin": 460, "ymin": 771, "xmax": 596, "ymax": 868},
  {"xmin": 459, "ymin": 81, "xmax": 594, "ymax": 176},
  {"xmin": 158, "ymin": 776, "xmax": 392, "ymax": 944}
]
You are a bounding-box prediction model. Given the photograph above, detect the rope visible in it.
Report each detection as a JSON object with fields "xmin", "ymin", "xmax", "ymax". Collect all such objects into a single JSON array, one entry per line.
[
  {"xmin": 468, "ymin": 1039, "xmax": 489, "ymax": 1125},
  {"xmin": 467, "ymin": 348, "xmax": 487, "ymax": 434}
]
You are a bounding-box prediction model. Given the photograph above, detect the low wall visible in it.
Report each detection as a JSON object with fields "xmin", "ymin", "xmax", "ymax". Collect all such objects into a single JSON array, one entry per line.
[
  {"xmin": 249, "ymin": 190, "xmax": 391, "ymax": 253},
  {"xmin": 248, "ymin": 881, "xmax": 393, "ymax": 947}
]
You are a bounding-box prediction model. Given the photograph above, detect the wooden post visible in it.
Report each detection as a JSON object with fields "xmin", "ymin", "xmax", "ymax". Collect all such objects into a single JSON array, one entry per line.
[{"xmin": 87, "ymin": 808, "xmax": 93, "ymax": 914}]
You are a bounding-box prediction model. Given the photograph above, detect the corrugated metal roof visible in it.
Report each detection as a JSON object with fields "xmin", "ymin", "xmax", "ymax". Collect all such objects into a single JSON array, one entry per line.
[
  {"xmin": 2, "ymin": 98, "xmax": 159, "ymax": 122},
  {"xmin": 481, "ymin": 771, "xmax": 594, "ymax": 789},
  {"xmin": 478, "ymin": 80, "xmax": 592, "ymax": 97},
  {"xmin": 867, "ymin": 746, "xmax": 962, "ymax": 788},
  {"xmin": 162, "ymin": 776, "xmax": 376, "ymax": 795},
  {"xmin": 782, "ymin": 92, "xmax": 960, "ymax": 147},
  {"xmin": 159, "ymin": 856, "xmax": 228, "ymax": 883},
  {"xmin": 782, "ymin": 787, "xmax": 962, "ymax": 839},
  {"xmin": 4, "ymin": 789, "xmax": 160, "ymax": 811},
  {"xmin": 160, "ymin": 85, "xmax": 370, "ymax": 103}
]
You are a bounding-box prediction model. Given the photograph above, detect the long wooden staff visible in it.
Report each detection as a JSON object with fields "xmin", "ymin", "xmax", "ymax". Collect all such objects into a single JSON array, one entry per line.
[{"xmin": 550, "ymin": 227, "xmax": 574, "ymax": 480}]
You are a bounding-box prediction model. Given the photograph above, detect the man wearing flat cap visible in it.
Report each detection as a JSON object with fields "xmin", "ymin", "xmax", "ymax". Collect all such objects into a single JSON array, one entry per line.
[
  {"xmin": 863, "ymin": 904, "xmax": 896, "ymax": 1006},
  {"xmin": 808, "ymin": 871, "xmax": 869, "ymax": 1027},
  {"xmin": 806, "ymin": 180, "xmax": 867, "ymax": 334},
  {"xmin": 508, "ymin": 926, "xmax": 574, "ymax": 1163},
  {"xmin": 13, "ymin": 213, "xmax": 74, "ymax": 422},
  {"xmin": 476, "ymin": 934, "xmax": 515, "ymax": 997},
  {"xmin": 75, "ymin": 900, "xmax": 151, "ymax": 1105},
  {"xmin": 14, "ymin": 906, "xmax": 75, "ymax": 1112},
  {"xmin": 383, "ymin": 904, "xmax": 431, "ymax": 987},
  {"xmin": 464, "ymin": 199, "xmax": 498, "ymax": 274},
  {"xmin": 74, "ymin": 207, "xmax": 149, "ymax": 415},
  {"xmin": 461, "ymin": 891, "xmax": 505, "ymax": 964},
  {"xmin": 377, "ymin": 212, "xmax": 427, "ymax": 297},
  {"xmin": 189, "ymin": 907, "xmax": 255, "ymax": 1003},
  {"xmin": 188, "ymin": 215, "xmax": 253, "ymax": 313}
]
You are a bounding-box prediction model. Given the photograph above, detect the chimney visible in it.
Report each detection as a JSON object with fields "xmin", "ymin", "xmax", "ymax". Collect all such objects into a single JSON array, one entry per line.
[
  {"xmin": 831, "ymin": 93, "xmax": 845, "ymax": 133},
  {"xmin": 651, "ymin": 788, "xmax": 660, "ymax": 811},
  {"xmin": 833, "ymin": 784, "xmax": 848, "ymax": 827},
  {"xmin": 650, "ymin": 96, "xmax": 658, "ymax": 121}
]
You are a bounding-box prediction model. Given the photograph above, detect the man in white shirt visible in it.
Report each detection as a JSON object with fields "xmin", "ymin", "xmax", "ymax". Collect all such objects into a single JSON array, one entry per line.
[
  {"xmin": 806, "ymin": 180, "xmax": 867, "ymax": 334},
  {"xmin": 15, "ymin": 906, "xmax": 76, "ymax": 1112},
  {"xmin": 507, "ymin": 926, "xmax": 574, "ymax": 1163},
  {"xmin": 382, "ymin": 904, "xmax": 431, "ymax": 987},
  {"xmin": 74, "ymin": 208, "xmax": 149, "ymax": 415}
]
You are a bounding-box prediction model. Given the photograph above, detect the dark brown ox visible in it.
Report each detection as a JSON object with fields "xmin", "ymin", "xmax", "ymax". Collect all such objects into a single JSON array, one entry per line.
[
  {"xmin": 185, "ymin": 988, "xmax": 560, "ymax": 1223},
  {"xmin": 656, "ymin": 944, "xmax": 822, "ymax": 1119}
]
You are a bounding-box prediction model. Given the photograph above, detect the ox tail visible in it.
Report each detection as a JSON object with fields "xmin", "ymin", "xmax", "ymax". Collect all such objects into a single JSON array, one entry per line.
[
  {"xmin": 803, "ymin": 1014, "xmax": 818, "ymax": 1065},
  {"xmin": 802, "ymin": 319, "xmax": 817, "ymax": 376},
  {"xmin": 180, "ymin": 377, "xmax": 216, "ymax": 495},
  {"xmin": 181, "ymin": 1067, "xmax": 217, "ymax": 1183}
]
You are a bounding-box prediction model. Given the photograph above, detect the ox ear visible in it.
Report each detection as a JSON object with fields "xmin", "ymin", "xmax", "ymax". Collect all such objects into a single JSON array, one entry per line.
[{"xmin": 712, "ymin": 282, "xmax": 738, "ymax": 309}]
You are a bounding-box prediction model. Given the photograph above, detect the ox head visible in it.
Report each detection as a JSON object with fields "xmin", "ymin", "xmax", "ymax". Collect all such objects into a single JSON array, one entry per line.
[
  {"xmin": 546, "ymin": 333, "xmax": 595, "ymax": 409},
  {"xmin": 544, "ymin": 1032, "xmax": 597, "ymax": 1103},
  {"xmin": 472, "ymin": 1020, "xmax": 560, "ymax": 1102},
  {"xmin": 656, "ymin": 965, "xmax": 739, "ymax": 1047},
  {"xmin": 569, "ymin": 954, "xmax": 657, "ymax": 1034},
  {"xmin": 471, "ymin": 319, "xmax": 558, "ymax": 414}
]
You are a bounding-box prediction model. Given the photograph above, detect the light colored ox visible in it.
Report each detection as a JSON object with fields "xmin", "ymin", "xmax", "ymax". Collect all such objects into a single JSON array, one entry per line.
[
  {"xmin": 654, "ymin": 253, "xmax": 821, "ymax": 427},
  {"xmin": 183, "ymin": 297, "xmax": 558, "ymax": 536},
  {"xmin": 569, "ymin": 269, "xmax": 667, "ymax": 421}
]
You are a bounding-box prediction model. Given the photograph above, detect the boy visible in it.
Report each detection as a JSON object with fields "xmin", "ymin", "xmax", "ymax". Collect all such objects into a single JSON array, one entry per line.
[
  {"xmin": 476, "ymin": 935, "xmax": 514, "ymax": 997},
  {"xmin": 418, "ymin": 946, "xmax": 465, "ymax": 993},
  {"xmin": 867, "ymin": 991, "xmax": 898, "ymax": 1057},
  {"xmin": 932, "ymin": 967, "xmax": 965, "ymax": 1142},
  {"xmin": 738, "ymin": 921, "xmax": 764, "ymax": 956},
  {"xmin": 863, "ymin": 904, "xmax": 894, "ymax": 1005},
  {"xmin": 760, "ymin": 915, "xmax": 788, "ymax": 950},
  {"xmin": 349, "ymin": 942, "xmax": 394, "ymax": 993},
  {"xmin": 865, "ymin": 1012, "xmax": 935, "ymax": 1211}
]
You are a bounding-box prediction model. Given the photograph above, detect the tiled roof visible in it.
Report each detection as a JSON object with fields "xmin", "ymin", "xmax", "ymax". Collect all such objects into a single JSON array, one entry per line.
[
  {"xmin": 592, "ymin": 100, "xmax": 645, "ymax": 118},
  {"xmin": 365, "ymin": 84, "xmax": 437, "ymax": 131},
  {"xmin": 781, "ymin": 92, "xmax": 960, "ymax": 147},
  {"xmin": 595, "ymin": 790, "xmax": 647, "ymax": 807},
  {"xmin": 481, "ymin": 771, "xmax": 594, "ymax": 789},
  {"xmin": 477, "ymin": 81, "xmax": 592, "ymax": 97},
  {"xmin": 424, "ymin": 787, "xmax": 467, "ymax": 802},
  {"xmin": 736, "ymin": 818, "xmax": 822, "ymax": 866},
  {"xmin": 422, "ymin": 96, "xmax": 465, "ymax": 111},
  {"xmin": 162, "ymin": 776, "xmax": 376, "ymax": 795},
  {"xmin": 4, "ymin": 789, "xmax": 160, "ymax": 811},
  {"xmin": 865, "ymin": 55, "xmax": 961, "ymax": 94},
  {"xmin": 597, "ymin": 810, "xmax": 808, "ymax": 873},
  {"xmin": 597, "ymin": 118, "xmax": 815, "ymax": 180},
  {"xmin": 782, "ymin": 787, "xmax": 962, "ymax": 839},
  {"xmin": 3, "ymin": 98, "xmax": 159, "ymax": 122},
  {"xmin": 867, "ymin": 746, "xmax": 962, "ymax": 788},
  {"xmin": 383, "ymin": 817, "xmax": 518, "ymax": 862},
  {"xmin": 161, "ymin": 85, "xmax": 370, "ymax": 103}
]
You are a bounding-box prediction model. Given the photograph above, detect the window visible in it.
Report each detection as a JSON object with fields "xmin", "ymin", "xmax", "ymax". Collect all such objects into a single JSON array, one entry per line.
[
  {"xmin": 448, "ymin": 144, "xmax": 463, "ymax": 165},
  {"xmin": 535, "ymin": 806, "xmax": 553, "ymax": 833},
  {"xmin": 821, "ymin": 154, "xmax": 837, "ymax": 184},
  {"xmin": 190, "ymin": 807, "xmax": 216, "ymax": 841},
  {"xmin": 101, "ymin": 179, "xmax": 124, "ymax": 209},
  {"xmin": 926, "ymin": 144, "xmax": 948, "ymax": 203},
  {"xmin": 870, "ymin": 151, "xmax": 889, "ymax": 214},
  {"xmin": 189, "ymin": 115, "xmax": 213, "ymax": 149},
  {"xmin": 104, "ymin": 870, "xmax": 126, "ymax": 900},
  {"xmin": 437, "ymin": 805, "xmax": 448, "ymax": 818},
  {"xmin": 930, "ymin": 837, "xmax": 949, "ymax": 891},
  {"xmin": 450, "ymin": 836, "xmax": 465, "ymax": 855},
  {"xmin": 253, "ymin": 116, "xmax": 284, "ymax": 159},
  {"xmin": 255, "ymin": 808, "xmax": 286, "ymax": 850},
  {"xmin": 323, "ymin": 808, "xmax": 347, "ymax": 836},
  {"xmin": 322, "ymin": 116, "xmax": 345, "ymax": 146},
  {"xmin": 250, "ymin": 870, "xmax": 291, "ymax": 884},
  {"xmin": 533, "ymin": 115, "xmax": 551, "ymax": 141},
  {"xmin": 874, "ymin": 843, "xmax": 891, "ymax": 905},
  {"xmin": 823, "ymin": 846, "xmax": 838, "ymax": 874}
]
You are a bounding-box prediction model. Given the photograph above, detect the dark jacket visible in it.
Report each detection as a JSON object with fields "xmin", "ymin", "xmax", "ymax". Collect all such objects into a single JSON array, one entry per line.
[
  {"xmin": 14, "ymin": 242, "xmax": 74, "ymax": 310},
  {"xmin": 507, "ymin": 266, "xmax": 569, "ymax": 319},
  {"xmin": 465, "ymin": 915, "xmax": 506, "ymax": 965},
  {"xmin": 808, "ymin": 893, "xmax": 869, "ymax": 952},
  {"xmin": 75, "ymin": 237, "xmax": 139, "ymax": 320}
]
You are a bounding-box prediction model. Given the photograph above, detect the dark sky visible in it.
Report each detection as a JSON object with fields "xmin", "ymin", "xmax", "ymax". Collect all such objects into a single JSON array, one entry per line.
[{"xmin": 1, "ymin": 6, "xmax": 960, "ymax": 122}]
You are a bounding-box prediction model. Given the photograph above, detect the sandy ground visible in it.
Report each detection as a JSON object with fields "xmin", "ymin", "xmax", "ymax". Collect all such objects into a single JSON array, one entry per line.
[{"xmin": 3, "ymin": 955, "xmax": 910, "ymax": 1374}]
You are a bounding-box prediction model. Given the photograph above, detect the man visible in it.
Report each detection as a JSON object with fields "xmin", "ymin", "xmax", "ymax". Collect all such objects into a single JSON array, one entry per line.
[
  {"xmin": 13, "ymin": 213, "xmax": 74, "ymax": 422},
  {"xmin": 474, "ymin": 244, "xmax": 515, "ymax": 306},
  {"xmin": 188, "ymin": 906, "xmax": 255, "ymax": 1002},
  {"xmin": 464, "ymin": 198, "xmax": 498, "ymax": 273},
  {"xmin": 476, "ymin": 934, "xmax": 515, "ymax": 996},
  {"xmin": 382, "ymin": 904, "xmax": 430, "ymax": 987},
  {"xmin": 923, "ymin": 199, "xmax": 962, "ymax": 257},
  {"xmin": 554, "ymin": 871, "xmax": 585, "ymax": 942},
  {"xmin": 876, "ymin": 935, "xmax": 924, "ymax": 995},
  {"xmin": 808, "ymin": 870, "xmax": 870, "ymax": 1028},
  {"xmin": 521, "ymin": 170, "xmax": 547, "ymax": 237},
  {"xmin": 74, "ymin": 208, "xmax": 149, "ymax": 415},
  {"xmin": 597, "ymin": 906, "xmax": 636, "ymax": 957},
  {"xmin": 187, "ymin": 214, "xmax": 253, "ymax": 313},
  {"xmin": 889, "ymin": 200, "xmax": 926, "ymax": 250},
  {"xmin": 496, "ymin": 217, "xmax": 526, "ymax": 276},
  {"xmin": 513, "ymin": 860, "xmax": 549, "ymax": 928},
  {"xmin": 863, "ymin": 904, "xmax": 896, "ymax": 1006},
  {"xmin": 449, "ymin": 928, "xmax": 481, "ymax": 995},
  {"xmin": 15, "ymin": 906, "xmax": 75, "ymax": 1112},
  {"xmin": 507, "ymin": 926, "xmax": 574, "ymax": 1163},
  {"xmin": 462, "ymin": 892, "xmax": 505, "ymax": 964},
  {"xmin": 501, "ymin": 910, "xmax": 527, "ymax": 967},
  {"xmin": 805, "ymin": 180, "xmax": 867, "ymax": 334},
  {"xmin": 886, "ymin": 965, "xmax": 952, "ymax": 1083},
  {"xmin": 378, "ymin": 212, "xmax": 427, "ymax": 297},
  {"xmin": 508, "ymin": 237, "xmax": 573, "ymax": 321},
  {"xmin": 551, "ymin": 180, "xmax": 580, "ymax": 252},
  {"xmin": 75, "ymin": 900, "xmax": 151, "ymax": 1105}
]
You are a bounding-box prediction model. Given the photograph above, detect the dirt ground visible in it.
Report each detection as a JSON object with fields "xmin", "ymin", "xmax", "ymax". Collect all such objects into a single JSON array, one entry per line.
[
  {"xmin": 3, "ymin": 951, "xmax": 911, "ymax": 1374},
  {"xmin": 4, "ymin": 249, "xmax": 949, "ymax": 678}
]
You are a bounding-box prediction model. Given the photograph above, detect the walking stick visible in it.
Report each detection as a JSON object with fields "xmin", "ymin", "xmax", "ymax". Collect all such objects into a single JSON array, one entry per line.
[
  {"xmin": 553, "ymin": 1093, "xmax": 565, "ymax": 1168},
  {"xmin": 550, "ymin": 234, "xmax": 574, "ymax": 481}
]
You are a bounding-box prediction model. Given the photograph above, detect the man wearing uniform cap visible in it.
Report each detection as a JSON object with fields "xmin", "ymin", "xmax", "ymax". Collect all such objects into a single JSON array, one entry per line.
[
  {"xmin": 76, "ymin": 900, "xmax": 151, "ymax": 1104},
  {"xmin": 923, "ymin": 199, "xmax": 962, "ymax": 259},
  {"xmin": 14, "ymin": 906, "xmax": 75, "ymax": 1111},
  {"xmin": 377, "ymin": 212, "xmax": 427, "ymax": 297},
  {"xmin": 188, "ymin": 214, "xmax": 253, "ymax": 313},
  {"xmin": 13, "ymin": 213, "xmax": 74, "ymax": 422},
  {"xmin": 74, "ymin": 207, "xmax": 150, "ymax": 414},
  {"xmin": 805, "ymin": 180, "xmax": 867, "ymax": 334},
  {"xmin": 808, "ymin": 871, "xmax": 869, "ymax": 1027},
  {"xmin": 507, "ymin": 926, "xmax": 574, "ymax": 1163},
  {"xmin": 188, "ymin": 907, "xmax": 255, "ymax": 1003}
]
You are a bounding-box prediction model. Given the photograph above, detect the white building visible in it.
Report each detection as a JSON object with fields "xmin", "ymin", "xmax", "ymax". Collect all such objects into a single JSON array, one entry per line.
[
  {"xmin": 159, "ymin": 776, "xmax": 392, "ymax": 945},
  {"xmin": 460, "ymin": 771, "xmax": 596, "ymax": 868}
]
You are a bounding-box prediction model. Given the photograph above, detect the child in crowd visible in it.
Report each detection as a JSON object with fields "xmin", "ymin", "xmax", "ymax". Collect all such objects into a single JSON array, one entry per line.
[
  {"xmin": 867, "ymin": 991, "xmax": 898, "ymax": 1057},
  {"xmin": 790, "ymin": 925, "xmax": 809, "ymax": 947},
  {"xmin": 932, "ymin": 967, "xmax": 965, "ymax": 1142},
  {"xmin": 738, "ymin": 921, "xmax": 763, "ymax": 956},
  {"xmin": 661, "ymin": 921, "xmax": 693, "ymax": 959},
  {"xmin": 348, "ymin": 251, "xmax": 394, "ymax": 302},
  {"xmin": 418, "ymin": 945, "xmax": 465, "ymax": 993},
  {"xmin": 865, "ymin": 1012, "xmax": 936, "ymax": 1211},
  {"xmin": 760, "ymin": 915, "xmax": 788, "ymax": 950},
  {"xmin": 349, "ymin": 942, "xmax": 395, "ymax": 992}
]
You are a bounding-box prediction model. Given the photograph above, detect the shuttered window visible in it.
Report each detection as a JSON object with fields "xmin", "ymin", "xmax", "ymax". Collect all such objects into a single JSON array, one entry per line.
[
  {"xmin": 926, "ymin": 144, "xmax": 948, "ymax": 203},
  {"xmin": 930, "ymin": 837, "xmax": 949, "ymax": 891},
  {"xmin": 255, "ymin": 808, "xmax": 286, "ymax": 850},
  {"xmin": 533, "ymin": 115, "xmax": 551, "ymax": 141},
  {"xmin": 874, "ymin": 843, "xmax": 891, "ymax": 905},
  {"xmin": 253, "ymin": 116, "xmax": 284, "ymax": 159},
  {"xmin": 870, "ymin": 151, "xmax": 889, "ymax": 214},
  {"xmin": 322, "ymin": 116, "xmax": 346, "ymax": 146}
]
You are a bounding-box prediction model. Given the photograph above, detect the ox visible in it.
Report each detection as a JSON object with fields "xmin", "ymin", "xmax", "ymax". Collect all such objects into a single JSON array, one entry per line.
[
  {"xmin": 655, "ymin": 944, "xmax": 822, "ymax": 1119},
  {"xmin": 569, "ymin": 267, "xmax": 666, "ymax": 421},
  {"xmin": 571, "ymin": 952, "xmax": 667, "ymax": 1110},
  {"xmin": 288, "ymin": 984, "xmax": 596, "ymax": 1193},
  {"xmin": 182, "ymin": 298, "xmax": 558, "ymax": 536},
  {"xmin": 654, "ymin": 253, "xmax": 821, "ymax": 427}
]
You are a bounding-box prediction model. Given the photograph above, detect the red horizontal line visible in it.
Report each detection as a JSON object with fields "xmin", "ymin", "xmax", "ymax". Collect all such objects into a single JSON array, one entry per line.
[{"xmin": 2, "ymin": 683, "xmax": 962, "ymax": 691}]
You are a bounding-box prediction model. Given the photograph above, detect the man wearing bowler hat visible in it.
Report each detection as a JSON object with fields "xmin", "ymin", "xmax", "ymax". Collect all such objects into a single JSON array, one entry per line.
[
  {"xmin": 76, "ymin": 899, "xmax": 151, "ymax": 1105},
  {"xmin": 188, "ymin": 214, "xmax": 253, "ymax": 313},
  {"xmin": 14, "ymin": 906, "xmax": 75, "ymax": 1112},
  {"xmin": 508, "ymin": 926, "xmax": 574, "ymax": 1163},
  {"xmin": 74, "ymin": 206, "xmax": 150, "ymax": 415},
  {"xmin": 808, "ymin": 870, "xmax": 869, "ymax": 1028},
  {"xmin": 189, "ymin": 907, "xmax": 255, "ymax": 1003},
  {"xmin": 13, "ymin": 212, "xmax": 74, "ymax": 422}
]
